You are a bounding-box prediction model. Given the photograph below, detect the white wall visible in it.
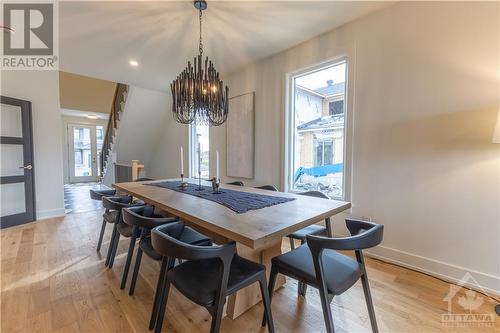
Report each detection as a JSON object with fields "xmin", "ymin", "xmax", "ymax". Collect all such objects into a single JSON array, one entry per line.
[
  {"xmin": 110, "ymin": 86, "xmax": 182, "ymax": 178},
  {"xmin": 209, "ymin": 2, "xmax": 500, "ymax": 293},
  {"xmin": 146, "ymin": 94, "xmax": 188, "ymax": 180},
  {"xmin": 1, "ymin": 71, "xmax": 65, "ymax": 219}
]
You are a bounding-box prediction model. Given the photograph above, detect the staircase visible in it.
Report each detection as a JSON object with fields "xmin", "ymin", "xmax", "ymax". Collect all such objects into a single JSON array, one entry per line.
[{"xmin": 99, "ymin": 83, "xmax": 129, "ymax": 180}]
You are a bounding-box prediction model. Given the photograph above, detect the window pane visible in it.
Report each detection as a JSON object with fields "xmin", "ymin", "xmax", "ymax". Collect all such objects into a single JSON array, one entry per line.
[
  {"xmin": 1, "ymin": 103, "xmax": 23, "ymax": 137},
  {"xmin": 1, "ymin": 144, "xmax": 24, "ymax": 177},
  {"xmin": 292, "ymin": 62, "xmax": 346, "ymax": 199},
  {"xmin": 192, "ymin": 122, "xmax": 210, "ymax": 179},
  {"xmin": 73, "ymin": 127, "xmax": 92, "ymax": 177},
  {"xmin": 1, "ymin": 183, "xmax": 26, "ymax": 217},
  {"xmin": 96, "ymin": 126, "xmax": 104, "ymax": 176}
]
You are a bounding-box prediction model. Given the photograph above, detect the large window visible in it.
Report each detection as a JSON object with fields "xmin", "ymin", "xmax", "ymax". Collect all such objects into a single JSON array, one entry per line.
[
  {"xmin": 288, "ymin": 60, "xmax": 348, "ymax": 199},
  {"xmin": 190, "ymin": 121, "xmax": 210, "ymax": 179}
]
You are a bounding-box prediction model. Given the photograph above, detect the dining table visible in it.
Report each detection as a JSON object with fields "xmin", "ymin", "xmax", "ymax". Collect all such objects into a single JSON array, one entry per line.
[{"xmin": 113, "ymin": 179, "xmax": 351, "ymax": 319}]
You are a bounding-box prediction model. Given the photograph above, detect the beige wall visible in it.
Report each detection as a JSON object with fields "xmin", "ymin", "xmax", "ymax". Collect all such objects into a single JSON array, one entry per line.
[
  {"xmin": 1, "ymin": 71, "xmax": 65, "ymax": 219},
  {"xmin": 209, "ymin": 2, "xmax": 500, "ymax": 292},
  {"xmin": 59, "ymin": 71, "xmax": 116, "ymax": 113}
]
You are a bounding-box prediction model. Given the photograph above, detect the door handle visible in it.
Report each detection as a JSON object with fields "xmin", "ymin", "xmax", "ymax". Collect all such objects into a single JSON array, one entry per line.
[{"xmin": 19, "ymin": 165, "xmax": 33, "ymax": 170}]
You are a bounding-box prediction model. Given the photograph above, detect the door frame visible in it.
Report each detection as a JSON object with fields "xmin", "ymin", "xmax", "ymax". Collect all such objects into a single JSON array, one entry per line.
[
  {"xmin": 1, "ymin": 96, "xmax": 36, "ymax": 228},
  {"xmin": 67, "ymin": 123, "xmax": 99, "ymax": 183}
]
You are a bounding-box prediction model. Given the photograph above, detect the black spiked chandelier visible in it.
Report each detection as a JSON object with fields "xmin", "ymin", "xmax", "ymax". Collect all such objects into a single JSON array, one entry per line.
[{"xmin": 171, "ymin": 0, "xmax": 229, "ymax": 126}]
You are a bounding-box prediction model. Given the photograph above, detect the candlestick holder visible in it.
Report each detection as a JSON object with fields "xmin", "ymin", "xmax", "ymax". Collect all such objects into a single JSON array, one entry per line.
[
  {"xmin": 196, "ymin": 171, "xmax": 203, "ymax": 191},
  {"xmin": 212, "ymin": 177, "xmax": 221, "ymax": 194},
  {"xmin": 178, "ymin": 174, "xmax": 188, "ymax": 190}
]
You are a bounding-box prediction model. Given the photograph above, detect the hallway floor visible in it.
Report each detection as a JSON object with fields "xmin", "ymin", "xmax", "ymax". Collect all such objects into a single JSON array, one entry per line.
[{"xmin": 64, "ymin": 182, "xmax": 111, "ymax": 214}]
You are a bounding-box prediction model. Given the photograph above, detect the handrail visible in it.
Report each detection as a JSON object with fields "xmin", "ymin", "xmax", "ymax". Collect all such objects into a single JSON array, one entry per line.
[{"xmin": 99, "ymin": 83, "xmax": 129, "ymax": 178}]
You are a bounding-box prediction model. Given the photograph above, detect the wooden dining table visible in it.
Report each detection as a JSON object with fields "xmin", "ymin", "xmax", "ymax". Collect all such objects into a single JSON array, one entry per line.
[{"xmin": 113, "ymin": 179, "xmax": 351, "ymax": 319}]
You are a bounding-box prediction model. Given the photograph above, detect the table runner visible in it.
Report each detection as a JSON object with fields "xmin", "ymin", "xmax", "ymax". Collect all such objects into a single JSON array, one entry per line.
[{"xmin": 147, "ymin": 181, "xmax": 295, "ymax": 214}]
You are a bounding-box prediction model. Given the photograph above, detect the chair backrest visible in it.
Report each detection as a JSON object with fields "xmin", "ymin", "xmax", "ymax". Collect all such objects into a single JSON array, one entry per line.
[
  {"xmin": 134, "ymin": 177, "xmax": 154, "ymax": 182},
  {"xmin": 102, "ymin": 195, "xmax": 133, "ymax": 210},
  {"xmin": 151, "ymin": 223, "xmax": 236, "ymax": 263},
  {"xmin": 89, "ymin": 189, "xmax": 116, "ymax": 201},
  {"xmin": 255, "ymin": 185, "xmax": 278, "ymax": 191},
  {"xmin": 122, "ymin": 205, "xmax": 178, "ymax": 230},
  {"xmin": 307, "ymin": 219, "xmax": 383, "ymax": 253},
  {"xmin": 227, "ymin": 181, "xmax": 244, "ymax": 186},
  {"xmin": 297, "ymin": 190, "xmax": 329, "ymax": 199},
  {"xmin": 152, "ymin": 223, "xmax": 236, "ymax": 306}
]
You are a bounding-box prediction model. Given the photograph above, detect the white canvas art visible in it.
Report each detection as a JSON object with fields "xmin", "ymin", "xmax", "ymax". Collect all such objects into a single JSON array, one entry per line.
[{"xmin": 226, "ymin": 92, "xmax": 254, "ymax": 178}]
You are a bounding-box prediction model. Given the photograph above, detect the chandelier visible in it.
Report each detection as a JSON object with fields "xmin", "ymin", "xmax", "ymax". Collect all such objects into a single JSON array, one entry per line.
[{"xmin": 171, "ymin": 0, "xmax": 229, "ymax": 126}]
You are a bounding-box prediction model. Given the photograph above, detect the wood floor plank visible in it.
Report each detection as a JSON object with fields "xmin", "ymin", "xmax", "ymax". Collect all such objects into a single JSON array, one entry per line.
[{"xmin": 1, "ymin": 210, "xmax": 498, "ymax": 333}]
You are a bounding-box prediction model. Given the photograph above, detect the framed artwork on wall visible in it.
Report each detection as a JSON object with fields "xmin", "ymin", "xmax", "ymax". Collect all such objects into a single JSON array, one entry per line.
[{"xmin": 226, "ymin": 92, "xmax": 254, "ymax": 179}]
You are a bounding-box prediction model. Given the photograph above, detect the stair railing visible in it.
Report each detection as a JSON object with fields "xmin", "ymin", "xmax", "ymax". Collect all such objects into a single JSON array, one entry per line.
[{"xmin": 99, "ymin": 83, "xmax": 128, "ymax": 178}]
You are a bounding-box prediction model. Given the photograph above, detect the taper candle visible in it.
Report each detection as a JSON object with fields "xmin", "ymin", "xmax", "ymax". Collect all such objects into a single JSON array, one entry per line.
[{"xmin": 180, "ymin": 146, "xmax": 184, "ymax": 175}]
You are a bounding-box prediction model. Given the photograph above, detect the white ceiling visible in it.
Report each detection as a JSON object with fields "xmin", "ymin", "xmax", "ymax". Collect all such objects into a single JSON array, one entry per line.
[
  {"xmin": 60, "ymin": 108, "xmax": 110, "ymax": 120},
  {"xmin": 60, "ymin": 1, "xmax": 391, "ymax": 92}
]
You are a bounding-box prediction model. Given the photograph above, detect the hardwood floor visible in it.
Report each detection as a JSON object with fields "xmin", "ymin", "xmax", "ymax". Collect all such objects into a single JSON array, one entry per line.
[{"xmin": 1, "ymin": 210, "xmax": 498, "ymax": 333}]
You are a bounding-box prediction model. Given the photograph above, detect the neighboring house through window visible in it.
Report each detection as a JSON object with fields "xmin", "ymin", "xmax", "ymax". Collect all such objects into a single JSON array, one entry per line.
[{"xmin": 287, "ymin": 60, "xmax": 349, "ymax": 199}]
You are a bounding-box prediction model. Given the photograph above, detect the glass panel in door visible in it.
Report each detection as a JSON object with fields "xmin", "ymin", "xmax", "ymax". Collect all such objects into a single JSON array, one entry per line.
[{"xmin": 69, "ymin": 125, "xmax": 98, "ymax": 182}]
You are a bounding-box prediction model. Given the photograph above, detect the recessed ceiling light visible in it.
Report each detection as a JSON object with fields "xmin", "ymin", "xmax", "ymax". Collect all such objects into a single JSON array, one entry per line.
[
  {"xmin": 129, "ymin": 59, "xmax": 139, "ymax": 67},
  {"xmin": 87, "ymin": 115, "xmax": 98, "ymax": 119}
]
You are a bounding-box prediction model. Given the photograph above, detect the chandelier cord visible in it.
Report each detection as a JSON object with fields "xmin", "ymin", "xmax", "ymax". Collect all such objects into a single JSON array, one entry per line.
[{"xmin": 198, "ymin": 9, "xmax": 203, "ymax": 55}]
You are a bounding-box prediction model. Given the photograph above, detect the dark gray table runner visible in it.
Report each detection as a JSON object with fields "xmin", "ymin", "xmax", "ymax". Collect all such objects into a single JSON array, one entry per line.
[{"xmin": 146, "ymin": 181, "xmax": 295, "ymax": 214}]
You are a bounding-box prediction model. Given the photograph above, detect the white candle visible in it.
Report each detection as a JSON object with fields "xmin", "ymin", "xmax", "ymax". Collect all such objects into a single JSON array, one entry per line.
[
  {"xmin": 180, "ymin": 146, "xmax": 184, "ymax": 175},
  {"xmin": 216, "ymin": 150, "xmax": 219, "ymax": 180}
]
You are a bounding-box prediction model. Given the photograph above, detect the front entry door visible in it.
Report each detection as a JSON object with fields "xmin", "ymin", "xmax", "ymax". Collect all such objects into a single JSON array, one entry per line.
[
  {"xmin": 1, "ymin": 96, "xmax": 36, "ymax": 228},
  {"xmin": 68, "ymin": 124, "xmax": 99, "ymax": 183}
]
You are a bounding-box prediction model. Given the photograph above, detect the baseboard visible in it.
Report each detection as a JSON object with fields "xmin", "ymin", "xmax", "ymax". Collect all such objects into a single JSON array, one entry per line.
[
  {"xmin": 366, "ymin": 245, "xmax": 500, "ymax": 296},
  {"xmin": 36, "ymin": 208, "xmax": 66, "ymax": 220}
]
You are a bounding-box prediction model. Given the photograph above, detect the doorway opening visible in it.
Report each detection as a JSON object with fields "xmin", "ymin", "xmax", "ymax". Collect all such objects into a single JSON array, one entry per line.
[{"xmin": 68, "ymin": 123, "xmax": 104, "ymax": 183}]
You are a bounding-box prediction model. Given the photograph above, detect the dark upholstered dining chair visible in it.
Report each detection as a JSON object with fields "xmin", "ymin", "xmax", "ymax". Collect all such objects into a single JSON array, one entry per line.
[
  {"xmin": 151, "ymin": 223, "xmax": 275, "ymax": 333},
  {"xmin": 288, "ymin": 191, "xmax": 332, "ymax": 250},
  {"xmin": 89, "ymin": 189, "xmax": 117, "ymax": 252},
  {"xmin": 227, "ymin": 181, "xmax": 244, "ymax": 186},
  {"xmin": 122, "ymin": 207, "xmax": 212, "ymax": 330},
  {"xmin": 255, "ymin": 185, "xmax": 279, "ymax": 191},
  {"xmin": 101, "ymin": 196, "xmax": 144, "ymax": 268},
  {"xmin": 264, "ymin": 219, "xmax": 383, "ymax": 333},
  {"xmin": 119, "ymin": 205, "xmax": 179, "ymax": 291}
]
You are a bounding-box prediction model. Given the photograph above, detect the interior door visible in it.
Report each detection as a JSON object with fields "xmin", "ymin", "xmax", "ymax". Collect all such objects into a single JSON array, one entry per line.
[
  {"xmin": 68, "ymin": 124, "xmax": 98, "ymax": 183},
  {"xmin": 1, "ymin": 96, "xmax": 36, "ymax": 228}
]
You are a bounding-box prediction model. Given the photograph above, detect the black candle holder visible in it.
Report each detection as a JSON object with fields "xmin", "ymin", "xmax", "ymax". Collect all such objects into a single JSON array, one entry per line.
[
  {"xmin": 212, "ymin": 177, "xmax": 221, "ymax": 194},
  {"xmin": 178, "ymin": 174, "xmax": 188, "ymax": 190},
  {"xmin": 195, "ymin": 171, "xmax": 203, "ymax": 191}
]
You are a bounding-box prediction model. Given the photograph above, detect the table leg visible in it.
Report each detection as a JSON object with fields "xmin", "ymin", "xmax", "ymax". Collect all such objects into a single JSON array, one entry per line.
[{"xmin": 226, "ymin": 240, "xmax": 286, "ymax": 319}]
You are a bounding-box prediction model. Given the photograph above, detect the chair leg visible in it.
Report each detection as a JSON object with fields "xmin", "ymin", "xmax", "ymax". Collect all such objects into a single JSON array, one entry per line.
[
  {"xmin": 97, "ymin": 219, "xmax": 106, "ymax": 252},
  {"xmin": 325, "ymin": 217, "xmax": 332, "ymax": 237},
  {"xmin": 288, "ymin": 237, "xmax": 295, "ymax": 250},
  {"xmin": 108, "ymin": 232, "xmax": 120, "ymax": 268},
  {"xmin": 298, "ymin": 239, "xmax": 308, "ymax": 296},
  {"xmin": 318, "ymin": 286, "xmax": 335, "ymax": 333},
  {"xmin": 105, "ymin": 224, "xmax": 118, "ymax": 267},
  {"xmin": 209, "ymin": 296, "xmax": 226, "ymax": 333},
  {"xmin": 149, "ymin": 258, "xmax": 168, "ymax": 330},
  {"xmin": 129, "ymin": 247, "xmax": 143, "ymax": 296},
  {"xmin": 258, "ymin": 275, "xmax": 275, "ymax": 333},
  {"xmin": 262, "ymin": 266, "xmax": 278, "ymax": 326},
  {"xmin": 298, "ymin": 281, "xmax": 308, "ymax": 296},
  {"xmin": 361, "ymin": 273, "xmax": 379, "ymax": 333},
  {"xmin": 154, "ymin": 261, "xmax": 173, "ymax": 333},
  {"xmin": 120, "ymin": 235, "xmax": 137, "ymax": 289}
]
